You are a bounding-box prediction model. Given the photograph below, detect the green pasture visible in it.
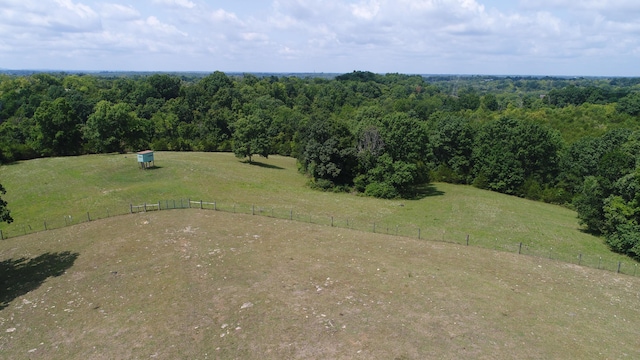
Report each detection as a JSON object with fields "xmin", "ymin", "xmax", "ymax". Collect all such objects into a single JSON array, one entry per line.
[{"xmin": 0, "ymin": 152, "xmax": 636, "ymax": 271}]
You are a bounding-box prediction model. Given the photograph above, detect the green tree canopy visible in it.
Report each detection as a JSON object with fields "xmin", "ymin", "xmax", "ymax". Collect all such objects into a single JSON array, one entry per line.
[
  {"xmin": 84, "ymin": 101, "xmax": 141, "ymax": 153},
  {"xmin": 0, "ymin": 183, "xmax": 13, "ymax": 224},
  {"xmin": 232, "ymin": 114, "xmax": 270, "ymax": 163},
  {"xmin": 32, "ymin": 98, "xmax": 83, "ymax": 156}
]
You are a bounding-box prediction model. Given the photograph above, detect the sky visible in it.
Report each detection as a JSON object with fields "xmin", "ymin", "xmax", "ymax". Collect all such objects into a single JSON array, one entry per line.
[{"xmin": 1, "ymin": 0, "xmax": 639, "ymax": 76}]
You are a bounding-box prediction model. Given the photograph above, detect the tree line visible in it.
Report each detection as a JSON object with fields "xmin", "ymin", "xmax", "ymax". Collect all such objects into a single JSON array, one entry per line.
[{"xmin": 1, "ymin": 70, "xmax": 640, "ymax": 258}]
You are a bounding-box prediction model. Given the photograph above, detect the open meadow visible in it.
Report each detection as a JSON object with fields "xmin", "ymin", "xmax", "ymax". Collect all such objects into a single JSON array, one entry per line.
[
  {"xmin": 0, "ymin": 152, "xmax": 636, "ymax": 271},
  {"xmin": 1, "ymin": 209, "xmax": 639, "ymax": 359},
  {"xmin": 1, "ymin": 152, "xmax": 640, "ymax": 358}
]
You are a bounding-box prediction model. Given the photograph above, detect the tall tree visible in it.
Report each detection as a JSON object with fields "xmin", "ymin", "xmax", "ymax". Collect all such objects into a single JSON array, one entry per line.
[
  {"xmin": 84, "ymin": 101, "xmax": 140, "ymax": 153},
  {"xmin": 231, "ymin": 114, "xmax": 270, "ymax": 163},
  {"xmin": 32, "ymin": 98, "xmax": 83, "ymax": 156},
  {"xmin": 472, "ymin": 117, "xmax": 562, "ymax": 195}
]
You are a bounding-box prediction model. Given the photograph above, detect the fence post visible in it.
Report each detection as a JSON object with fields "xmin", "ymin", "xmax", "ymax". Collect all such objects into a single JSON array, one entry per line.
[
  {"xmin": 252, "ymin": 205, "xmax": 255, "ymax": 215},
  {"xmin": 200, "ymin": 200, "xmax": 203, "ymax": 209},
  {"xmin": 214, "ymin": 201, "xmax": 217, "ymax": 211},
  {"xmin": 466, "ymin": 234, "xmax": 469, "ymax": 246},
  {"xmin": 130, "ymin": 204, "xmax": 133, "ymax": 213},
  {"xmin": 331, "ymin": 216, "xmax": 334, "ymax": 227},
  {"xmin": 188, "ymin": 198, "xmax": 191, "ymax": 208},
  {"xmin": 598, "ymin": 257, "xmax": 602, "ymax": 269},
  {"xmin": 0, "ymin": 229, "xmax": 3, "ymax": 240},
  {"xmin": 144, "ymin": 203, "xmax": 147, "ymax": 212},
  {"xmin": 44, "ymin": 221, "xmax": 47, "ymax": 231},
  {"xmin": 290, "ymin": 209, "xmax": 293, "ymax": 220},
  {"xmin": 396, "ymin": 225, "xmax": 398, "ymax": 236},
  {"xmin": 418, "ymin": 228, "xmax": 421, "ymax": 240},
  {"xmin": 518, "ymin": 242, "xmax": 522, "ymax": 254},
  {"xmin": 578, "ymin": 253, "xmax": 582, "ymax": 265},
  {"xmin": 373, "ymin": 222, "xmax": 376, "ymax": 233},
  {"xmin": 158, "ymin": 201, "xmax": 161, "ymax": 211},
  {"xmin": 617, "ymin": 262, "xmax": 622, "ymax": 273},
  {"xmin": 87, "ymin": 212, "xmax": 91, "ymax": 221}
]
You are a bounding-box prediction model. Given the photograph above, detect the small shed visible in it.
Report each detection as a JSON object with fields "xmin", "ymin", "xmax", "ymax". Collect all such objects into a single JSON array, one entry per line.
[{"xmin": 137, "ymin": 150, "xmax": 155, "ymax": 169}]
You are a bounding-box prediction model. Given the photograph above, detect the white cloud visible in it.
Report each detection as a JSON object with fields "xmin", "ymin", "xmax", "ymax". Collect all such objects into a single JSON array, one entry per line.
[
  {"xmin": 0, "ymin": 0, "xmax": 101, "ymax": 32},
  {"xmin": 153, "ymin": 0, "xmax": 196, "ymax": 9},
  {"xmin": 211, "ymin": 9, "xmax": 244, "ymax": 24},
  {"xmin": 99, "ymin": 3, "xmax": 140, "ymax": 21},
  {"xmin": 351, "ymin": 0, "xmax": 380, "ymax": 20},
  {"xmin": 0, "ymin": 0, "xmax": 638, "ymax": 74}
]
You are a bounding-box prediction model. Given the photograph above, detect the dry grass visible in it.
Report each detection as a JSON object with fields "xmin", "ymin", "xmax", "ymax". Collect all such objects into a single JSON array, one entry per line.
[{"xmin": 1, "ymin": 210, "xmax": 639, "ymax": 359}]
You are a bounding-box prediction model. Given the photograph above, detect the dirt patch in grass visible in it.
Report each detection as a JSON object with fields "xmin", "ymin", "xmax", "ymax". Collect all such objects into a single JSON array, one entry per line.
[{"xmin": 1, "ymin": 210, "xmax": 639, "ymax": 359}]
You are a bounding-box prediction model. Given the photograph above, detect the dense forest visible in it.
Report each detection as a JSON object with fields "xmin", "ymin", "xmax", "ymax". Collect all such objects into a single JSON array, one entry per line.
[{"xmin": 1, "ymin": 71, "xmax": 640, "ymax": 258}]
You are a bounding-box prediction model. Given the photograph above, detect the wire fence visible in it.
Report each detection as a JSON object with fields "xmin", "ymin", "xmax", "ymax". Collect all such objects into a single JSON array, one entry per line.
[{"xmin": 2, "ymin": 198, "xmax": 639, "ymax": 277}]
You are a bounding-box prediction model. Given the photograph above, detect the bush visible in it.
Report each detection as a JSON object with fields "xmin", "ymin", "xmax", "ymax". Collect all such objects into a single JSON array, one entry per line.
[
  {"xmin": 364, "ymin": 181, "xmax": 398, "ymax": 199},
  {"xmin": 310, "ymin": 178, "xmax": 335, "ymax": 191},
  {"xmin": 431, "ymin": 164, "xmax": 465, "ymax": 184},
  {"xmin": 605, "ymin": 223, "xmax": 640, "ymax": 258}
]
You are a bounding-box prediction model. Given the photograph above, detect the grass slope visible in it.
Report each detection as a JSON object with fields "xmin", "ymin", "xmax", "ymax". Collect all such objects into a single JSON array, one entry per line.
[
  {"xmin": 0, "ymin": 152, "xmax": 634, "ymax": 270},
  {"xmin": 1, "ymin": 210, "xmax": 639, "ymax": 359}
]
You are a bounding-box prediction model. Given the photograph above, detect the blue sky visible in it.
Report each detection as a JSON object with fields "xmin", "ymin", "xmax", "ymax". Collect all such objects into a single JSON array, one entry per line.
[{"xmin": 0, "ymin": 0, "xmax": 639, "ymax": 76}]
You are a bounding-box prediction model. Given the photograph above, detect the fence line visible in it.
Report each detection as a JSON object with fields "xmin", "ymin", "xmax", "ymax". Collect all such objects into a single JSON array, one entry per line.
[{"xmin": 1, "ymin": 198, "xmax": 638, "ymax": 277}]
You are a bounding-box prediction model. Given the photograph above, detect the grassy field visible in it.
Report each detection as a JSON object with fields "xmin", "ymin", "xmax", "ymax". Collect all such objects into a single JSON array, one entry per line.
[
  {"xmin": 0, "ymin": 152, "xmax": 635, "ymax": 271},
  {"xmin": 1, "ymin": 210, "xmax": 639, "ymax": 359}
]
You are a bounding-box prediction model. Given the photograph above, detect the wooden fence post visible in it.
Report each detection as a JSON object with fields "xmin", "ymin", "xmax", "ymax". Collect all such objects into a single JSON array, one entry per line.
[
  {"xmin": 418, "ymin": 228, "xmax": 421, "ymax": 240},
  {"xmin": 617, "ymin": 262, "xmax": 622, "ymax": 273},
  {"xmin": 518, "ymin": 242, "xmax": 522, "ymax": 254},
  {"xmin": 466, "ymin": 234, "xmax": 469, "ymax": 246},
  {"xmin": 1, "ymin": 229, "xmax": 4, "ymax": 240},
  {"xmin": 87, "ymin": 212, "xmax": 91, "ymax": 221},
  {"xmin": 44, "ymin": 221, "xmax": 47, "ymax": 231}
]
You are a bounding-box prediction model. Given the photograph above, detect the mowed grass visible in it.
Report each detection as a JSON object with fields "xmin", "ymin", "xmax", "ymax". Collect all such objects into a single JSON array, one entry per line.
[
  {"xmin": 0, "ymin": 152, "xmax": 634, "ymax": 270},
  {"xmin": 0, "ymin": 210, "xmax": 639, "ymax": 359}
]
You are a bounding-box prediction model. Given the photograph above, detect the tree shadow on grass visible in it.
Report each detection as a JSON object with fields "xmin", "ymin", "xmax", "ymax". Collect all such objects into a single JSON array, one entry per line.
[
  {"xmin": 0, "ymin": 251, "xmax": 79, "ymax": 310},
  {"xmin": 140, "ymin": 165, "xmax": 163, "ymax": 171},
  {"xmin": 404, "ymin": 183, "xmax": 446, "ymax": 200},
  {"xmin": 246, "ymin": 161, "xmax": 284, "ymax": 170}
]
